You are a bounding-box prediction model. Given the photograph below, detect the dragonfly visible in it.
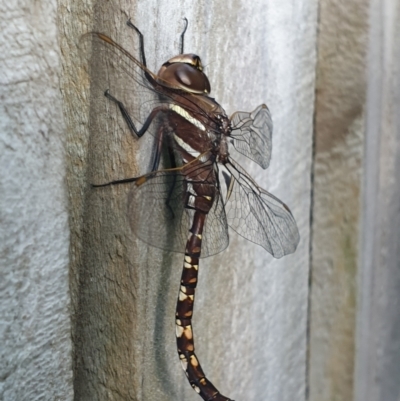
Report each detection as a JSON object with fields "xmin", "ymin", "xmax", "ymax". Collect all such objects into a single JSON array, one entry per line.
[{"xmin": 80, "ymin": 18, "xmax": 300, "ymax": 401}]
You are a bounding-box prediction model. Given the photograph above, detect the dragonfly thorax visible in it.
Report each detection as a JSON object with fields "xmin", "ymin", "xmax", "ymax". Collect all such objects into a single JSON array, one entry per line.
[{"xmin": 216, "ymin": 134, "xmax": 230, "ymax": 164}]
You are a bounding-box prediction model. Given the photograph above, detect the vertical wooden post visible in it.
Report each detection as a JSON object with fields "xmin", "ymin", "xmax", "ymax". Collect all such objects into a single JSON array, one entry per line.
[
  {"xmin": 0, "ymin": 0, "xmax": 72, "ymax": 399},
  {"xmin": 309, "ymin": 1, "xmax": 370, "ymax": 400},
  {"xmin": 60, "ymin": 1, "xmax": 317, "ymax": 400},
  {"xmin": 354, "ymin": 1, "xmax": 400, "ymax": 400}
]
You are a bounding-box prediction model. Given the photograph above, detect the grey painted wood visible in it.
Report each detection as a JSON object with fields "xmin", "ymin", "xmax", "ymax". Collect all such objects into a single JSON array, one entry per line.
[
  {"xmin": 0, "ymin": 0, "xmax": 72, "ymax": 400},
  {"xmin": 309, "ymin": 1, "xmax": 369, "ymax": 400},
  {"xmin": 3, "ymin": 1, "xmax": 400, "ymax": 400},
  {"xmin": 60, "ymin": 1, "xmax": 316, "ymax": 400},
  {"xmin": 354, "ymin": 1, "xmax": 400, "ymax": 400}
]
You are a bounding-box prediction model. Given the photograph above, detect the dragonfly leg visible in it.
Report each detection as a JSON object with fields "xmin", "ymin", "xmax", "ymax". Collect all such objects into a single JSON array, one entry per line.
[
  {"xmin": 176, "ymin": 211, "xmax": 234, "ymax": 401},
  {"xmin": 179, "ymin": 18, "xmax": 189, "ymax": 54},
  {"xmin": 105, "ymin": 89, "xmax": 168, "ymax": 138},
  {"xmin": 126, "ymin": 19, "xmax": 147, "ymax": 68},
  {"xmin": 159, "ymin": 144, "xmax": 178, "ymax": 218},
  {"xmin": 92, "ymin": 122, "xmax": 166, "ymax": 188},
  {"xmin": 149, "ymin": 124, "xmax": 167, "ymax": 173},
  {"xmin": 127, "ymin": 17, "xmax": 188, "ymax": 60}
]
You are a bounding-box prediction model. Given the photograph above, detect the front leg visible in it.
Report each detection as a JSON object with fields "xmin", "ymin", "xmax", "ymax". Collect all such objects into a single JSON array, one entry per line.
[{"xmin": 105, "ymin": 89, "xmax": 168, "ymax": 138}]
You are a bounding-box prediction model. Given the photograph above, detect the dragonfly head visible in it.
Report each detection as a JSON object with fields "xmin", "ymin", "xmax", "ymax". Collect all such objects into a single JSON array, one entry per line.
[{"xmin": 157, "ymin": 54, "xmax": 211, "ymax": 95}]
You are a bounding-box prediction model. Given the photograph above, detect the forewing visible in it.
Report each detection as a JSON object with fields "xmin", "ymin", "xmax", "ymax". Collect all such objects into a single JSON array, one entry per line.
[
  {"xmin": 79, "ymin": 32, "xmax": 220, "ymax": 142},
  {"xmin": 230, "ymin": 104, "xmax": 273, "ymax": 169},
  {"xmin": 220, "ymin": 160, "xmax": 300, "ymax": 258},
  {"xmin": 79, "ymin": 32, "xmax": 168, "ymax": 139},
  {"xmin": 199, "ymin": 191, "xmax": 229, "ymax": 257},
  {"xmin": 127, "ymin": 171, "xmax": 188, "ymax": 254},
  {"xmin": 127, "ymin": 170, "xmax": 229, "ymax": 257}
]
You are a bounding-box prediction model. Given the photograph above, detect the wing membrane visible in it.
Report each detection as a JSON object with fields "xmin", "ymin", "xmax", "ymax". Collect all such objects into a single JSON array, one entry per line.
[
  {"xmin": 220, "ymin": 159, "xmax": 299, "ymax": 258},
  {"xmin": 230, "ymin": 104, "xmax": 273, "ymax": 169},
  {"xmin": 79, "ymin": 32, "xmax": 220, "ymax": 141},
  {"xmin": 127, "ymin": 170, "xmax": 229, "ymax": 258},
  {"xmin": 79, "ymin": 32, "xmax": 168, "ymax": 139}
]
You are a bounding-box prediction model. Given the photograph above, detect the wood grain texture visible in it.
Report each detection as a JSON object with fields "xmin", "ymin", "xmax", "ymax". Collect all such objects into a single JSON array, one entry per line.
[
  {"xmin": 59, "ymin": 1, "xmax": 316, "ymax": 400},
  {"xmin": 0, "ymin": 0, "xmax": 72, "ymax": 400},
  {"xmin": 309, "ymin": 1, "xmax": 369, "ymax": 400},
  {"xmin": 354, "ymin": 1, "xmax": 400, "ymax": 400},
  {"xmin": 4, "ymin": 1, "xmax": 399, "ymax": 400}
]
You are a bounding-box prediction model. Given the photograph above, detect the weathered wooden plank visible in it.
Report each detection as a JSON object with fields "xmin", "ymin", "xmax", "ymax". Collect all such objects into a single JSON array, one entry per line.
[
  {"xmin": 0, "ymin": 0, "xmax": 72, "ymax": 400},
  {"xmin": 59, "ymin": 1, "xmax": 317, "ymax": 400},
  {"xmin": 309, "ymin": 1, "xmax": 369, "ymax": 400},
  {"xmin": 354, "ymin": 1, "xmax": 400, "ymax": 400}
]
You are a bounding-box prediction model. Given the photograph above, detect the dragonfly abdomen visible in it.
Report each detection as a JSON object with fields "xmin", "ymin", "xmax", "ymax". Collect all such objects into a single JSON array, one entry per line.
[{"xmin": 176, "ymin": 210, "xmax": 233, "ymax": 401}]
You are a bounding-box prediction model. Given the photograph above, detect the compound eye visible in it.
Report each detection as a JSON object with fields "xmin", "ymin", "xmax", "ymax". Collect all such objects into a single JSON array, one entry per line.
[
  {"xmin": 157, "ymin": 61, "xmax": 211, "ymax": 94},
  {"xmin": 174, "ymin": 64, "xmax": 210, "ymax": 93}
]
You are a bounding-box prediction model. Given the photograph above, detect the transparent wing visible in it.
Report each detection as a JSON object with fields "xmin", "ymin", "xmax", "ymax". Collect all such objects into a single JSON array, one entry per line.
[
  {"xmin": 79, "ymin": 32, "xmax": 219, "ymax": 144},
  {"xmin": 230, "ymin": 104, "xmax": 273, "ymax": 169},
  {"xmin": 126, "ymin": 169, "xmax": 229, "ymax": 258},
  {"xmin": 79, "ymin": 32, "xmax": 169, "ymax": 140},
  {"xmin": 219, "ymin": 159, "xmax": 300, "ymax": 258}
]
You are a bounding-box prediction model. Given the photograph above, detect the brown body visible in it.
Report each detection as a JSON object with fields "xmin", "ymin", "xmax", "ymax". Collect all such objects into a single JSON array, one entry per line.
[
  {"xmin": 156, "ymin": 51, "xmax": 235, "ymax": 401},
  {"xmin": 176, "ymin": 211, "xmax": 232, "ymax": 401},
  {"xmin": 154, "ymin": 56, "xmax": 234, "ymax": 399}
]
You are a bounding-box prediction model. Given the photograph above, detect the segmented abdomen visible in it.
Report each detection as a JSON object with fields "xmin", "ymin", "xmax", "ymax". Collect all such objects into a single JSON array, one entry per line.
[{"xmin": 176, "ymin": 210, "xmax": 234, "ymax": 401}]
